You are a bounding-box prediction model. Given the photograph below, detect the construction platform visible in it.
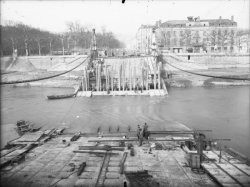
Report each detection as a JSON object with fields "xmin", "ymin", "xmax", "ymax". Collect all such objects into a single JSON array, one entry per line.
[
  {"xmin": 77, "ymin": 89, "xmax": 168, "ymax": 97},
  {"xmin": 1, "ymin": 128, "xmax": 250, "ymax": 187}
]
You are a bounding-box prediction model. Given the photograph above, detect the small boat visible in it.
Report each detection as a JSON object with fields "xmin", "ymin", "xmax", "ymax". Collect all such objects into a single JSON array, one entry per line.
[{"xmin": 47, "ymin": 93, "xmax": 76, "ymax": 100}]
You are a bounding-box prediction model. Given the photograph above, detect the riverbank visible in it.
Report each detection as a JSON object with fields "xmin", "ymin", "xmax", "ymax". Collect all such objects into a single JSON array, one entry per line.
[
  {"xmin": 1, "ymin": 54, "xmax": 249, "ymax": 88},
  {"xmin": 2, "ymin": 68, "xmax": 249, "ymax": 88},
  {"xmin": 165, "ymin": 67, "xmax": 250, "ymax": 87}
]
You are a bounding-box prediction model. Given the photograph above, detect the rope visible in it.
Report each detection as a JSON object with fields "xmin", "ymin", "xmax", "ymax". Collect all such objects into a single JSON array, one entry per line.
[
  {"xmin": 163, "ymin": 58, "xmax": 250, "ymax": 81},
  {"xmin": 1, "ymin": 56, "xmax": 89, "ymax": 85}
]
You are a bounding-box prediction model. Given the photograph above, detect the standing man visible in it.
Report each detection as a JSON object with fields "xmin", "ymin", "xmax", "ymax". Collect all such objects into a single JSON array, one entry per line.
[
  {"xmin": 136, "ymin": 125, "xmax": 141, "ymax": 140},
  {"xmin": 143, "ymin": 123, "xmax": 149, "ymax": 139},
  {"xmin": 139, "ymin": 127, "xmax": 144, "ymax": 146}
]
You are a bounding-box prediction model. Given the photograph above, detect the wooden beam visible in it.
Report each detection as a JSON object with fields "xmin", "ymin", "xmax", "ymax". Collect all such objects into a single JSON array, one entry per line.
[
  {"xmin": 73, "ymin": 150, "xmax": 118, "ymax": 155},
  {"xmin": 119, "ymin": 64, "xmax": 121, "ymax": 91},
  {"xmin": 96, "ymin": 65, "xmax": 98, "ymax": 91},
  {"xmin": 78, "ymin": 146, "xmax": 124, "ymax": 151},
  {"xmin": 111, "ymin": 67, "xmax": 114, "ymax": 91},
  {"xmin": 129, "ymin": 60, "xmax": 132, "ymax": 91},
  {"xmin": 119, "ymin": 152, "xmax": 128, "ymax": 174},
  {"xmin": 158, "ymin": 63, "xmax": 161, "ymax": 90}
]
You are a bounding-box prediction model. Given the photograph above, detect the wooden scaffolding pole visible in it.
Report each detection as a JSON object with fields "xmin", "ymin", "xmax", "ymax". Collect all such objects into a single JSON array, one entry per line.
[
  {"xmin": 158, "ymin": 62, "xmax": 161, "ymax": 90},
  {"xmin": 87, "ymin": 70, "xmax": 89, "ymax": 91},
  {"xmin": 96, "ymin": 65, "xmax": 98, "ymax": 91},
  {"xmin": 105, "ymin": 66, "xmax": 108, "ymax": 91},
  {"xmin": 129, "ymin": 61, "xmax": 132, "ymax": 91},
  {"xmin": 122, "ymin": 62, "xmax": 125, "ymax": 91},
  {"xmin": 146, "ymin": 62, "xmax": 149, "ymax": 90},
  {"xmin": 133, "ymin": 66, "xmax": 136, "ymax": 90},
  {"xmin": 99, "ymin": 64, "xmax": 102, "ymax": 91},
  {"xmin": 111, "ymin": 67, "xmax": 114, "ymax": 91},
  {"xmin": 107, "ymin": 69, "xmax": 110, "ymax": 91},
  {"xmin": 154, "ymin": 65, "xmax": 156, "ymax": 90},
  {"xmin": 118, "ymin": 64, "xmax": 121, "ymax": 91}
]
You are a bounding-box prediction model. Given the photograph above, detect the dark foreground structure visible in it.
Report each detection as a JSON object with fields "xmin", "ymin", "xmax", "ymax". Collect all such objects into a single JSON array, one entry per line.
[{"xmin": 1, "ymin": 122, "xmax": 250, "ymax": 187}]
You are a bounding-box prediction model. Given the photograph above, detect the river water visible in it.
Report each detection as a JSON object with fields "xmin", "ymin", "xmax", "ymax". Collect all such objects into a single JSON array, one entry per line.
[{"xmin": 1, "ymin": 86, "xmax": 250, "ymax": 157}]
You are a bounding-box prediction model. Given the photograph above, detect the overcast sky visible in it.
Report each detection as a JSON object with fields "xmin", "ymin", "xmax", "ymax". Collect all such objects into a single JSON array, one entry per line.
[{"xmin": 1, "ymin": 0, "xmax": 249, "ymax": 48}]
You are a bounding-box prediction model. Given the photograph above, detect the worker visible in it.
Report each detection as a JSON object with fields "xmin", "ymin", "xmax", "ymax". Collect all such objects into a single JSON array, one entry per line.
[
  {"xmin": 143, "ymin": 123, "xmax": 149, "ymax": 139},
  {"xmin": 139, "ymin": 127, "xmax": 144, "ymax": 146},
  {"xmin": 136, "ymin": 125, "xmax": 141, "ymax": 140}
]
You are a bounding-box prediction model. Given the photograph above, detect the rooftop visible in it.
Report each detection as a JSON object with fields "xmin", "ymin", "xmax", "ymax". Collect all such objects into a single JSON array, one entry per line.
[{"xmin": 160, "ymin": 16, "xmax": 237, "ymax": 28}]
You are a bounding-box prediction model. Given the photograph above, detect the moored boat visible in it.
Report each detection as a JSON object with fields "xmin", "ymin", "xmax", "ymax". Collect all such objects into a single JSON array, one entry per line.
[{"xmin": 47, "ymin": 93, "xmax": 76, "ymax": 100}]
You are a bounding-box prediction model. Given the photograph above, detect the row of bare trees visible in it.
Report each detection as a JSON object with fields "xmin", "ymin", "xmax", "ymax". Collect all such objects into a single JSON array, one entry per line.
[{"xmin": 1, "ymin": 21, "xmax": 124, "ymax": 56}]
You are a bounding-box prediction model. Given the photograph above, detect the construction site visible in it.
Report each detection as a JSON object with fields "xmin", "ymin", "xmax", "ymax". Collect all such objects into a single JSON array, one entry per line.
[
  {"xmin": 1, "ymin": 27, "xmax": 250, "ymax": 187},
  {"xmin": 78, "ymin": 29, "xmax": 167, "ymax": 97}
]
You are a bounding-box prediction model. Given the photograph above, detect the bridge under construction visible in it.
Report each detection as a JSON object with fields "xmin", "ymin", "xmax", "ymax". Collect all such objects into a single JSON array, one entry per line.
[{"xmin": 78, "ymin": 28, "xmax": 168, "ymax": 97}]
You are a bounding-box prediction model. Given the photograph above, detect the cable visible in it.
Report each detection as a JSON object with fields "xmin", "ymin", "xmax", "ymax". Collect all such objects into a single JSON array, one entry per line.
[
  {"xmin": 163, "ymin": 58, "xmax": 250, "ymax": 81},
  {"xmin": 1, "ymin": 56, "xmax": 89, "ymax": 85}
]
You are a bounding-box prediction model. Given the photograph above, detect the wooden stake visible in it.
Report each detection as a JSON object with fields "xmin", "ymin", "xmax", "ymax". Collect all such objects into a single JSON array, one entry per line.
[
  {"xmin": 154, "ymin": 58, "xmax": 156, "ymax": 90},
  {"xmin": 96, "ymin": 65, "xmax": 98, "ymax": 91},
  {"xmin": 111, "ymin": 67, "xmax": 114, "ymax": 91}
]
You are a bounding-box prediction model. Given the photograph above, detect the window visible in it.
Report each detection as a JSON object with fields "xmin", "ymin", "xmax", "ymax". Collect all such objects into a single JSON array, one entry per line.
[
  {"xmin": 211, "ymin": 47, "xmax": 214, "ymax": 51},
  {"xmin": 224, "ymin": 47, "xmax": 227, "ymax": 51},
  {"xmin": 204, "ymin": 24, "xmax": 206, "ymax": 26},
  {"xmin": 230, "ymin": 46, "xmax": 234, "ymax": 51}
]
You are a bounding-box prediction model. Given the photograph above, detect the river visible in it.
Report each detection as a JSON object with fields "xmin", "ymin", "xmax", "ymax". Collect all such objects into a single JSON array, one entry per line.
[{"xmin": 1, "ymin": 86, "xmax": 249, "ymax": 157}]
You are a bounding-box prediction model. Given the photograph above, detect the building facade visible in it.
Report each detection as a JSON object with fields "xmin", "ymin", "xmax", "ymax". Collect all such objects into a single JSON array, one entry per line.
[
  {"xmin": 136, "ymin": 16, "xmax": 238, "ymax": 54},
  {"xmin": 136, "ymin": 25, "xmax": 154, "ymax": 54}
]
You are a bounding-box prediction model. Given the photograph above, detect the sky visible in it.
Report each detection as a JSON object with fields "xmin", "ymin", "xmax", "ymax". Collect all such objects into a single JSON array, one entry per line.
[{"xmin": 1, "ymin": 0, "xmax": 249, "ymax": 48}]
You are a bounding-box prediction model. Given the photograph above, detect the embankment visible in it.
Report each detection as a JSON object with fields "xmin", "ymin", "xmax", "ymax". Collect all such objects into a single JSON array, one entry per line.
[
  {"xmin": 1, "ymin": 55, "xmax": 87, "ymax": 72},
  {"xmin": 1, "ymin": 54, "xmax": 249, "ymax": 88}
]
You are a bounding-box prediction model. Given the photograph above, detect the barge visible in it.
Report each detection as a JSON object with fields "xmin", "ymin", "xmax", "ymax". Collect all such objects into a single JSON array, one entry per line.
[{"xmin": 1, "ymin": 123, "xmax": 250, "ymax": 187}]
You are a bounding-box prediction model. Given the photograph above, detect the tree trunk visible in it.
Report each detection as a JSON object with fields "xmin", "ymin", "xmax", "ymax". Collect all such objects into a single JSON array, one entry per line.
[
  {"xmin": 25, "ymin": 41, "xmax": 28, "ymax": 56},
  {"xmin": 38, "ymin": 41, "xmax": 41, "ymax": 56},
  {"xmin": 61, "ymin": 38, "xmax": 64, "ymax": 55},
  {"xmin": 11, "ymin": 38, "xmax": 15, "ymax": 56}
]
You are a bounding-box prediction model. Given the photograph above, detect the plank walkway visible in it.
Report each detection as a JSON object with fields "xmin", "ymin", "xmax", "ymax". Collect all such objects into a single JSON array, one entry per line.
[
  {"xmin": 202, "ymin": 150, "xmax": 250, "ymax": 187},
  {"xmin": 2, "ymin": 132, "xmax": 248, "ymax": 187}
]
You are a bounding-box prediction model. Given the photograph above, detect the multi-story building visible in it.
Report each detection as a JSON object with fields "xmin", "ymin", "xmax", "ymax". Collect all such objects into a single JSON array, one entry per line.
[
  {"xmin": 136, "ymin": 16, "xmax": 238, "ymax": 54},
  {"xmin": 136, "ymin": 25, "xmax": 154, "ymax": 54}
]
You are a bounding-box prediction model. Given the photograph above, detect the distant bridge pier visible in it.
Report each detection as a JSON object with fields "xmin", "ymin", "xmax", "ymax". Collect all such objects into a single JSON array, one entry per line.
[{"xmin": 78, "ymin": 56, "xmax": 168, "ymax": 97}]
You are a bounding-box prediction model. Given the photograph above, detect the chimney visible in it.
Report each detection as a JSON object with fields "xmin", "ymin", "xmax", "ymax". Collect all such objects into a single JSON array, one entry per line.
[
  {"xmin": 231, "ymin": 16, "xmax": 234, "ymax": 21},
  {"xmin": 219, "ymin": 16, "xmax": 222, "ymax": 20}
]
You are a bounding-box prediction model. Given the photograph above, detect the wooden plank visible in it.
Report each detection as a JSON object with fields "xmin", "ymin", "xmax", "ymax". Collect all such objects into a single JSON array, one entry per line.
[
  {"xmin": 216, "ymin": 163, "xmax": 250, "ymax": 186},
  {"xmin": 0, "ymin": 145, "xmax": 23, "ymax": 157},
  {"xmin": 13, "ymin": 131, "xmax": 44, "ymax": 142},
  {"xmin": 88, "ymin": 137, "xmax": 193, "ymax": 142},
  {"xmin": 78, "ymin": 146, "xmax": 124, "ymax": 151},
  {"xmin": 202, "ymin": 163, "xmax": 241, "ymax": 187},
  {"xmin": 73, "ymin": 150, "xmax": 118, "ymax": 155},
  {"xmin": 119, "ymin": 152, "xmax": 128, "ymax": 174}
]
